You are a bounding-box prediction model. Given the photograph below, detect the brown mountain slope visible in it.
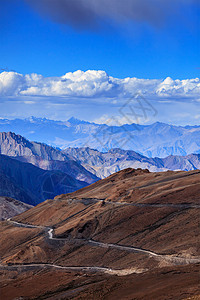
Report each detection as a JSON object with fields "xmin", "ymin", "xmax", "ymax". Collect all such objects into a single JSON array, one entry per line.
[
  {"xmin": 0, "ymin": 168, "xmax": 200, "ymax": 300},
  {"xmin": 63, "ymin": 168, "xmax": 200, "ymax": 204}
]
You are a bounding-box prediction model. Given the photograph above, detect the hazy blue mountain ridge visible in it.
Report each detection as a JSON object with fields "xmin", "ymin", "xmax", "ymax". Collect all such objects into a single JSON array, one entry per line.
[
  {"xmin": 64, "ymin": 147, "xmax": 200, "ymax": 178},
  {"xmin": 0, "ymin": 117, "xmax": 200, "ymax": 157}
]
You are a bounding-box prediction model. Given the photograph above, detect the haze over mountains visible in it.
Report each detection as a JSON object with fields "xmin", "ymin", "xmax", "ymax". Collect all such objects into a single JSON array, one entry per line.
[
  {"xmin": 65, "ymin": 147, "xmax": 200, "ymax": 178},
  {"xmin": 0, "ymin": 117, "xmax": 200, "ymax": 157}
]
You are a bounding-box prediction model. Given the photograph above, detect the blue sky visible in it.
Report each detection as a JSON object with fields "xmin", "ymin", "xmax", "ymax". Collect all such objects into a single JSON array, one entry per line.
[
  {"xmin": 0, "ymin": 0, "xmax": 200, "ymax": 125},
  {"xmin": 1, "ymin": 0, "xmax": 199, "ymax": 78}
]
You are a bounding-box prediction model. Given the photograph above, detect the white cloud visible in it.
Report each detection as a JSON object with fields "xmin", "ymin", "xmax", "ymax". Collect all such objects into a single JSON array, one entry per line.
[
  {"xmin": 0, "ymin": 72, "xmax": 25, "ymax": 96},
  {"xmin": 23, "ymin": 100, "xmax": 36, "ymax": 104},
  {"xmin": 94, "ymin": 114, "xmax": 152, "ymax": 126},
  {"xmin": 156, "ymin": 77, "xmax": 200, "ymax": 97},
  {"xmin": 0, "ymin": 70, "xmax": 199, "ymax": 101}
]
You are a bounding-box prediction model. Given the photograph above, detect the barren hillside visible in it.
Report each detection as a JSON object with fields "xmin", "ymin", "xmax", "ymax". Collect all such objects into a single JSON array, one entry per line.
[{"xmin": 0, "ymin": 168, "xmax": 200, "ymax": 299}]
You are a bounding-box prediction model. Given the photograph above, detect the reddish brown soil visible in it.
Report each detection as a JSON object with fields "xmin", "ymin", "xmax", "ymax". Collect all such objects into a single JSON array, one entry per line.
[
  {"xmin": 0, "ymin": 264, "xmax": 199, "ymax": 300},
  {"xmin": 0, "ymin": 169, "xmax": 200, "ymax": 299}
]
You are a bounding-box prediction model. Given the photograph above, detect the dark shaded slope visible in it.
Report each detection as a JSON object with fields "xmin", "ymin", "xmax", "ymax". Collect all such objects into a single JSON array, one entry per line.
[
  {"xmin": 0, "ymin": 132, "xmax": 99, "ymax": 184},
  {"xmin": 0, "ymin": 154, "xmax": 88, "ymax": 205}
]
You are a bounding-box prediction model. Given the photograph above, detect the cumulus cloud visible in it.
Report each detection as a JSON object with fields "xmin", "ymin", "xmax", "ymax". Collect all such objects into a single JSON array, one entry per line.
[
  {"xmin": 25, "ymin": 0, "xmax": 199, "ymax": 30},
  {"xmin": 0, "ymin": 72, "xmax": 25, "ymax": 96},
  {"xmin": 0, "ymin": 70, "xmax": 199, "ymax": 101}
]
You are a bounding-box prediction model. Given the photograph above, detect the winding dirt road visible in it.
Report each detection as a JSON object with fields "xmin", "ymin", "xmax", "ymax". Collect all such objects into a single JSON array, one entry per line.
[
  {"xmin": 0, "ymin": 262, "xmax": 144, "ymax": 276},
  {"xmin": 6, "ymin": 216, "xmax": 200, "ymax": 267}
]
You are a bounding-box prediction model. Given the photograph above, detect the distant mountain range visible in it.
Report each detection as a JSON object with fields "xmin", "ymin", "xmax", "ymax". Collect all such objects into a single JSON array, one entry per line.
[
  {"xmin": 0, "ymin": 132, "xmax": 200, "ymax": 183},
  {"xmin": 0, "ymin": 117, "xmax": 200, "ymax": 157},
  {"xmin": 64, "ymin": 147, "xmax": 200, "ymax": 178}
]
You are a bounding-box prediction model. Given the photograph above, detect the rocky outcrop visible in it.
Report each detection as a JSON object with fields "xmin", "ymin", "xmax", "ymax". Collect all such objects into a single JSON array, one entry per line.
[{"xmin": 0, "ymin": 197, "xmax": 32, "ymax": 220}]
